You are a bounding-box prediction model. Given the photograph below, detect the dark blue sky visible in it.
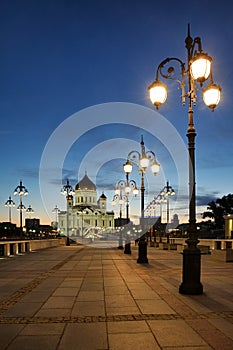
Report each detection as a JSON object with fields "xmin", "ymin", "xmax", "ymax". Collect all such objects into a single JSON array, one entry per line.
[{"xmin": 0, "ymin": 0, "xmax": 232, "ymax": 224}]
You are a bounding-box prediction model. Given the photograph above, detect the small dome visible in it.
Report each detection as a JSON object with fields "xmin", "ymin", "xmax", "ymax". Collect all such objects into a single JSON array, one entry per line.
[
  {"xmin": 100, "ymin": 192, "xmax": 107, "ymax": 199},
  {"xmin": 75, "ymin": 174, "xmax": 96, "ymax": 191}
]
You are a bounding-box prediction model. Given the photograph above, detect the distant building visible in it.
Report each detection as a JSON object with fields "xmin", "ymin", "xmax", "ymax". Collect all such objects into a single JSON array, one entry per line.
[
  {"xmin": 58, "ymin": 173, "xmax": 114, "ymax": 237},
  {"xmin": 0, "ymin": 222, "xmax": 17, "ymax": 238},
  {"xmin": 25, "ymin": 218, "xmax": 40, "ymax": 236}
]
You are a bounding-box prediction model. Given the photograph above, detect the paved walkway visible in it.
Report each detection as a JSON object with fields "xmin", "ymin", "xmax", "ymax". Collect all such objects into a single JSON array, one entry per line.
[{"xmin": 0, "ymin": 243, "xmax": 233, "ymax": 349}]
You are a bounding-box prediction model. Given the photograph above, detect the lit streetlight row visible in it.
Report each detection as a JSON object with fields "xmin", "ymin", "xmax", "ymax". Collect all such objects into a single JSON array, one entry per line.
[
  {"xmin": 160, "ymin": 181, "xmax": 175, "ymax": 244},
  {"xmin": 13, "ymin": 180, "xmax": 29, "ymax": 236},
  {"xmin": 112, "ymin": 177, "xmax": 138, "ymax": 253},
  {"xmin": 4, "ymin": 182, "xmax": 36, "ymax": 238}
]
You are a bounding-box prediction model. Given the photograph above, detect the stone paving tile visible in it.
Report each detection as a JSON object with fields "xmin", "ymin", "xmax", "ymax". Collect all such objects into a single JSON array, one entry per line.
[
  {"xmin": 7, "ymin": 334, "xmax": 61, "ymax": 350},
  {"xmin": 0, "ymin": 324, "xmax": 24, "ymax": 349},
  {"xmin": 104, "ymin": 286, "xmax": 130, "ymax": 295},
  {"xmin": 148, "ymin": 319, "xmax": 208, "ymax": 348},
  {"xmin": 108, "ymin": 332, "xmax": 160, "ymax": 350},
  {"xmin": 41, "ymin": 296, "xmax": 76, "ymax": 309},
  {"xmin": 35, "ymin": 308, "xmax": 71, "ymax": 318},
  {"xmin": 103, "ymin": 278, "xmax": 126, "ymax": 287},
  {"xmin": 208, "ymin": 317, "xmax": 233, "ymax": 340},
  {"xmin": 81, "ymin": 282, "xmax": 104, "ymax": 291},
  {"xmin": 130, "ymin": 288, "xmax": 160, "ymax": 300},
  {"xmin": 20, "ymin": 323, "xmax": 65, "ymax": 335},
  {"xmin": 58, "ymin": 322, "xmax": 108, "ymax": 350},
  {"xmin": 72, "ymin": 300, "xmax": 105, "ymax": 316},
  {"xmin": 105, "ymin": 294, "xmax": 137, "ymax": 308},
  {"xmin": 136, "ymin": 299, "xmax": 176, "ymax": 314},
  {"xmin": 3, "ymin": 302, "xmax": 43, "ymax": 317},
  {"xmin": 52, "ymin": 287, "xmax": 79, "ymax": 297},
  {"xmin": 58, "ymin": 278, "xmax": 83, "ymax": 288},
  {"xmin": 19, "ymin": 292, "xmax": 52, "ymax": 303},
  {"xmin": 107, "ymin": 320, "xmax": 151, "ymax": 333},
  {"xmin": 106, "ymin": 307, "xmax": 141, "ymax": 316},
  {"xmin": 77, "ymin": 290, "xmax": 104, "ymax": 301},
  {"xmin": 186, "ymin": 318, "xmax": 233, "ymax": 350}
]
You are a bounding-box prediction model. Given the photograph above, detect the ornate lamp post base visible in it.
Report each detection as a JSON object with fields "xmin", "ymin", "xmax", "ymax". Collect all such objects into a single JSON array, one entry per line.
[
  {"xmin": 137, "ymin": 239, "xmax": 148, "ymax": 263},
  {"xmin": 124, "ymin": 242, "xmax": 131, "ymax": 254},
  {"xmin": 179, "ymin": 244, "xmax": 203, "ymax": 295}
]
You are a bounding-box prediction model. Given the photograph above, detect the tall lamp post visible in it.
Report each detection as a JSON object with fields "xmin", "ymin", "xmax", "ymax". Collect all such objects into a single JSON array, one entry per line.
[
  {"xmin": 5, "ymin": 196, "xmax": 15, "ymax": 223},
  {"xmin": 154, "ymin": 194, "xmax": 165, "ymax": 222},
  {"xmin": 148, "ymin": 25, "xmax": 221, "ymax": 294},
  {"xmin": 154, "ymin": 193, "xmax": 166, "ymax": 243},
  {"xmin": 52, "ymin": 205, "xmax": 60, "ymax": 230},
  {"xmin": 112, "ymin": 180, "xmax": 128, "ymax": 250},
  {"xmin": 125, "ymin": 135, "xmax": 160, "ymax": 263},
  {"xmin": 118, "ymin": 167, "xmax": 139, "ymax": 254},
  {"xmin": 160, "ymin": 181, "xmax": 175, "ymax": 243},
  {"xmin": 61, "ymin": 179, "xmax": 75, "ymax": 246},
  {"xmin": 14, "ymin": 180, "xmax": 28, "ymax": 236}
]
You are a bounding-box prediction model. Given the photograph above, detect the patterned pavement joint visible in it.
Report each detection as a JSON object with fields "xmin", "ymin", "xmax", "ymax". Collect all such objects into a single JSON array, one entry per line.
[{"xmin": 0, "ymin": 311, "xmax": 233, "ymax": 324}]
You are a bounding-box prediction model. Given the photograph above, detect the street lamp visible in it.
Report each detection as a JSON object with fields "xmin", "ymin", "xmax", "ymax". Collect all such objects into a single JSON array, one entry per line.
[
  {"xmin": 122, "ymin": 166, "xmax": 139, "ymax": 254},
  {"xmin": 148, "ymin": 25, "xmax": 221, "ymax": 294},
  {"xmin": 26, "ymin": 205, "xmax": 34, "ymax": 219},
  {"xmin": 112, "ymin": 180, "xmax": 128, "ymax": 250},
  {"xmin": 5, "ymin": 196, "xmax": 15, "ymax": 223},
  {"xmin": 154, "ymin": 193, "xmax": 167, "ymax": 243},
  {"xmin": 160, "ymin": 181, "xmax": 175, "ymax": 244},
  {"xmin": 14, "ymin": 180, "xmax": 28, "ymax": 236},
  {"xmin": 125, "ymin": 135, "xmax": 160, "ymax": 263},
  {"xmin": 52, "ymin": 205, "xmax": 60, "ymax": 230},
  {"xmin": 61, "ymin": 179, "xmax": 75, "ymax": 246}
]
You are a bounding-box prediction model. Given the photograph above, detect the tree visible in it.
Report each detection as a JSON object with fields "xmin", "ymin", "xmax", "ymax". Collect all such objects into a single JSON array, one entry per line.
[{"xmin": 202, "ymin": 194, "xmax": 233, "ymax": 229}]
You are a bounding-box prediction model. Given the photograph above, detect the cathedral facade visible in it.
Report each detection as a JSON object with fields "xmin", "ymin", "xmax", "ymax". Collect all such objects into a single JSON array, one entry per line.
[{"xmin": 58, "ymin": 174, "xmax": 115, "ymax": 237}]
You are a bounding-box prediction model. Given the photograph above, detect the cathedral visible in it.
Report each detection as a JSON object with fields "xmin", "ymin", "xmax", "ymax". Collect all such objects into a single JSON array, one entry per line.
[{"xmin": 58, "ymin": 173, "xmax": 115, "ymax": 237}]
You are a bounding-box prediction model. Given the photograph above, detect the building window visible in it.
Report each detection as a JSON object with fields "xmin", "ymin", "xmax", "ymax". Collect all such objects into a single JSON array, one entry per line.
[
  {"xmin": 102, "ymin": 220, "xmax": 105, "ymax": 226},
  {"xmin": 109, "ymin": 221, "xmax": 112, "ymax": 227},
  {"xmin": 95, "ymin": 220, "xmax": 97, "ymax": 226}
]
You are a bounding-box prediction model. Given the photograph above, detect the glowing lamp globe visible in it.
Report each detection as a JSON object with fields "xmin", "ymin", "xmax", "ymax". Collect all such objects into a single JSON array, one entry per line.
[
  {"xmin": 190, "ymin": 53, "xmax": 212, "ymax": 84},
  {"xmin": 202, "ymin": 83, "xmax": 221, "ymax": 111},
  {"xmin": 148, "ymin": 80, "xmax": 167, "ymax": 109},
  {"xmin": 133, "ymin": 187, "xmax": 139, "ymax": 196},
  {"xmin": 123, "ymin": 160, "xmax": 133, "ymax": 174},
  {"xmin": 139, "ymin": 156, "xmax": 149, "ymax": 169},
  {"xmin": 151, "ymin": 162, "xmax": 160, "ymax": 175}
]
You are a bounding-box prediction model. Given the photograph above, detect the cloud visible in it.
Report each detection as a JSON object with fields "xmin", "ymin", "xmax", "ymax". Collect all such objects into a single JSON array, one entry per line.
[
  {"xmin": 14, "ymin": 168, "xmax": 39, "ymax": 179},
  {"xmin": 196, "ymin": 193, "xmax": 219, "ymax": 206}
]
